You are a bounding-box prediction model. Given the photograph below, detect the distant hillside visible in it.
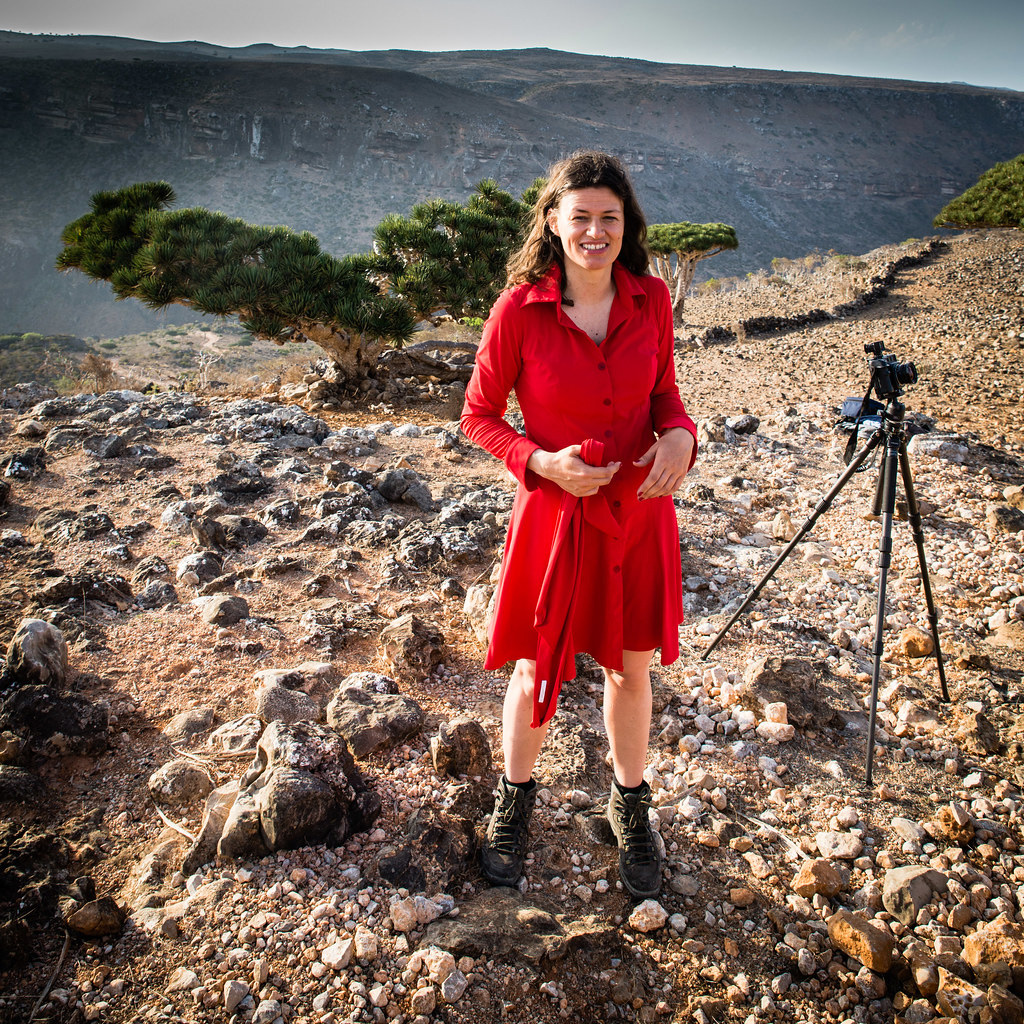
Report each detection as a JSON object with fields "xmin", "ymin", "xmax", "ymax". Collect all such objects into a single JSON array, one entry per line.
[{"xmin": 2, "ymin": 31, "xmax": 1023, "ymax": 337}]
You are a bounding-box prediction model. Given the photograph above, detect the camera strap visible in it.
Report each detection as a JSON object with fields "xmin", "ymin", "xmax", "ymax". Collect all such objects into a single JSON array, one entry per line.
[{"xmin": 843, "ymin": 387, "xmax": 884, "ymax": 466}]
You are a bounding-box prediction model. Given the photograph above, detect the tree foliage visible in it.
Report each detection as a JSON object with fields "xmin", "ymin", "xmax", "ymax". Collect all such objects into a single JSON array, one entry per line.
[
  {"xmin": 58, "ymin": 182, "xmax": 417, "ymax": 379},
  {"xmin": 934, "ymin": 154, "xmax": 1024, "ymax": 230},
  {"xmin": 57, "ymin": 177, "xmax": 726, "ymax": 380},
  {"xmin": 647, "ymin": 222, "xmax": 739, "ymax": 324},
  {"xmin": 371, "ymin": 179, "xmax": 533, "ymax": 322}
]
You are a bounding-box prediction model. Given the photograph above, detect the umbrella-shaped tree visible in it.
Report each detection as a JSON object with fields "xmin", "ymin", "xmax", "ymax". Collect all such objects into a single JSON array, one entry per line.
[
  {"xmin": 647, "ymin": 221, "xmax": 738, "ymax": 325},
  {"xmin": 57, "ymin": 182, "xmax": 417, "ymax": 382}
]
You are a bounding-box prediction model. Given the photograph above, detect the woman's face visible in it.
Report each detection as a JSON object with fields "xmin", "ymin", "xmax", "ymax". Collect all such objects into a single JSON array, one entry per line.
[{"xmin": 547, "ymin": 186, "xmax": 624, "ymax": 275}]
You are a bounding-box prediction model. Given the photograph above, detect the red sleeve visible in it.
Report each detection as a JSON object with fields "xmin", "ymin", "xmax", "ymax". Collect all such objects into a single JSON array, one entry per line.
[
  {"xmin": 647, "ymin": 278, "xmax": 699, "ymax": 471},
  {"xmin": 460, "ymin": 288, "xmax": 542, "ymax": 488}
]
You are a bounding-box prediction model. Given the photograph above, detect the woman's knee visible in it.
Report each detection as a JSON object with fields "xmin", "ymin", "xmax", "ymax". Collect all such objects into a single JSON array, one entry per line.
[
  {"xmin": 604, "ymin": 668, "xmax": 651, "ymax": 694},
  {"xmin": 603, "ymin": 649, "xmax": 654, "ymax": 692},
  {"xmin": 508, "ymin": 659, "xmax": 538, "ymax": 701}
]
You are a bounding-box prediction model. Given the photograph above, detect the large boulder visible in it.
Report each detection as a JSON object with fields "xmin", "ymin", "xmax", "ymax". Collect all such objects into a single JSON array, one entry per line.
[
  {"xmin": 422, "ymin": 886, "xmax": 616, "ymax": 963},
  {"xmin": 5, "ymin": 619, "xmax": 69, "ymax": 688},
  {"xmin": 963, "ymin": 914, "xmax": 1024, "ymax": 991},
  {"xmin": 208, "ymin": 715, "xmax": 263, "ymax": 753},
  {"xmin": 194, "ymin": 595, "xmax": 249, "ymax": 626},
  {"xmin": 163, "ymin": 707, "xmax": 217, "ymax": 743},
  {"xmin": 0, "ymin": 686, "xmax": 109, "ymax": 757},
  {"xmin": 326, "ymin": 686, "xmax": 425, "ymax": 758},
  {"xmin": 882, "ymin": 866, "xmax": 948, "ymax": 927},
  {"xmin": 374, "ymin": 468, "xmax": 434, "ymax": 511},
  {"xmin": 792, "ymin": 859, "xmax": 845, "ymax": 899},
  {"xmin": 254, "ymin": 684, "xmax": 319, "ymax": 726},
  {"xmin": 219, "ymin": 515, "xmax": 269, "ymax": 548},
  {"xmin": 214, "ymin": 721, "xmax": 380, "ymax": 861},
  {"xmin": 827, "ymin": 909, "xmax": 895, "ymax": 972},
  {"xmin": 743, "ymin": 656, "xmax": 830, "ymax": 729},
  {"xmin": 379, "ymin": 614, "xmax": 445, "ymax": 682},
  {"xmin": 258, "ymin": 768, "xmax": 337, "ymax": 851},
  {"xmin": 148, "ymin": 759, "xmax": 214, "ymax": 808},
  {"xmin": 33, "ymin": 571, "xmax": 133, "ymax": 610},
  {"xmin": 952, "ymin": 708, "xmax": 1002, "ymax": 755},
  {"xmin": 987, "ymin": 505, "xmax": 1024, "ymax": 536},
  {"xmin": 430, "ymin": 717, "xmax": 493, "ymax": 779}
]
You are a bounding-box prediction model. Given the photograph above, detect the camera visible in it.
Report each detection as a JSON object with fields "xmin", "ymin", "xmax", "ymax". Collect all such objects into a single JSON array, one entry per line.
[{"xmin": 865, "ymin": 341, "xmax": 917, "ymax": 398}]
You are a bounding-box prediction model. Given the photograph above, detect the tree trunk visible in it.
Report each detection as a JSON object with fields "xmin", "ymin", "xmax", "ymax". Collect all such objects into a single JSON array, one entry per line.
[
  {"xmin": 649, "ymin": 253, "xmax": 697, "ymax": 327},
  {"xmin": 672, "ymin": 258, "xmax": 698, "ymax": 326},
  {"xmin": 297, "ymin": 324, "xmax": 384, "ymax": 383}
]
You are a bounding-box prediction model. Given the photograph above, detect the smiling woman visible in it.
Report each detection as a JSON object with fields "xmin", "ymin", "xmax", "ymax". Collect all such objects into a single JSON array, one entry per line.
[{"xmin": 460, "ymin": 151, "xmax": 698, "ymax": 901}]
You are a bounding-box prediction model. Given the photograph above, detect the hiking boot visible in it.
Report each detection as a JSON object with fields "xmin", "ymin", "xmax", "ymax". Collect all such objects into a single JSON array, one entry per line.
[
  {"xmin": 480, "ymin": 776, "xmax": 537, "ymax": 886},
  {"xmin": 607, "ymin": 778, "xmax": 663, "ymax": 899}
]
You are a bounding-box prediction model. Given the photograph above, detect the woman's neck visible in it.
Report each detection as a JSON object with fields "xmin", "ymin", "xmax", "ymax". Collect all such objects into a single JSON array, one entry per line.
[{"xmin": 561, "ymin": 263, "xmax": 615, "ymax": 307}]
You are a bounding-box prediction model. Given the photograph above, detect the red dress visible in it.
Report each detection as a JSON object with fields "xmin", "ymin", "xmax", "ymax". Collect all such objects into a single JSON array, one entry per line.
[{"xmin": 460, "ymin": 262, "xmax": 698, "ymax": 722}]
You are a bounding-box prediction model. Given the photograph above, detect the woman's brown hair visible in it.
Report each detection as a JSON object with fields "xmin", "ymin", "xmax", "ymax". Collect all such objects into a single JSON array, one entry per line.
[{"xmin": 506, "ymin": 150, "xmax": 650, "ymax": 287}]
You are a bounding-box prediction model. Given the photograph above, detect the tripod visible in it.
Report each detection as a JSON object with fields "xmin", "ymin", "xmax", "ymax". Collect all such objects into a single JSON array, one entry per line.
[{"xmin": 702, "ymin": 344, "xmax": 949, "ymax": 785}]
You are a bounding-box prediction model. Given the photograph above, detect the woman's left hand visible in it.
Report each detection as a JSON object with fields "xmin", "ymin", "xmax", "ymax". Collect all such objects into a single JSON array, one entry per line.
[{"xmin": 633, "ymin": 427, "xmax": 695, "ymax": 499}]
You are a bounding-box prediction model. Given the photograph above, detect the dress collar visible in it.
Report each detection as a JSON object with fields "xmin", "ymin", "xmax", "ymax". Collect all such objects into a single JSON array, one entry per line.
[{"xmin": 522, "ymin": 262, "xmax": 648, "ymax": 308}]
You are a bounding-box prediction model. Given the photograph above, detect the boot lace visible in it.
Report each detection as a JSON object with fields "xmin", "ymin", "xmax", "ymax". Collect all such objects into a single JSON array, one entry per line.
[
  {"xmin": 619, "ymin": 795, "xmax": 657, "ymax": 866},
  {"xmin": 490, "ymin": 793, "xmax": 528, "ymax": 854}
]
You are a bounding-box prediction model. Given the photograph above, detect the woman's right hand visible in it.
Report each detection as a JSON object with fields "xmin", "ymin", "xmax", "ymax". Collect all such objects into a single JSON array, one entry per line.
[{"xmin": 527, "ymin": 445, "xmax": 620, "ymax": 497}]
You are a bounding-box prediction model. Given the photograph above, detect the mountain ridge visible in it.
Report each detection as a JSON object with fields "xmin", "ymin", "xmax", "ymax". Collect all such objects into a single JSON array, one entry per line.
[{"xmin": 2, "ymin": 31, "xmax": 1022, "ymax": 337}]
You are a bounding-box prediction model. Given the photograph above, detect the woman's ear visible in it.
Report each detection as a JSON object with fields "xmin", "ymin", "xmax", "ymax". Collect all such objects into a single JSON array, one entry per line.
[{"xmin": 546, "ymin": 208, "xmax": 559, "ymax": 237}]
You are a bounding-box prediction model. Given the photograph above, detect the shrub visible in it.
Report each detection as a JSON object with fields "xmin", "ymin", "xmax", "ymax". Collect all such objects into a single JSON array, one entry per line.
[{"xmin": 934, "ymin": 154, "xmax": 1024, "ymax": 229}]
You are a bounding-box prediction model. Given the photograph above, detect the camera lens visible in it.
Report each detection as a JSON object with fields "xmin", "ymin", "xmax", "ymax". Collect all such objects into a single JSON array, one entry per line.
[{"xmin": 895, "ymin": 362, "xmax": 918, "ymax": 386}]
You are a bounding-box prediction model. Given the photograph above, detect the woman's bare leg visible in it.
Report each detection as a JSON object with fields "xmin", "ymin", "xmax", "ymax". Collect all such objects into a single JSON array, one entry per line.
[
  {"xmin": 501, "ymin": 658, "xmax": 551, "ymax": 783},
  {"xmin": 603, "ymin": 648, "xmax": 655, "ymax": 788}
]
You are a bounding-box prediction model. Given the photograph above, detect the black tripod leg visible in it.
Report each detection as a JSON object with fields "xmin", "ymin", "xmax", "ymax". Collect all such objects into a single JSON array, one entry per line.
[
  {"xmin": 898, "ymin": 444, "xmax": 950, "ymax": 702},
  {"xmin": 865, "ymin": 436, "xmax": 900, "ymax": 787},
  {"xmin": 702, "ymin": 430, "xmax": 883, "ymax": 660}
]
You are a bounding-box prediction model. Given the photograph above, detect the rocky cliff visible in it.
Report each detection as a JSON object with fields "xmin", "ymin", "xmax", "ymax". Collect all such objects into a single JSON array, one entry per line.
[{"xmin": 2, "ymin": 32, "xmax": 1022, "ymax": 336}]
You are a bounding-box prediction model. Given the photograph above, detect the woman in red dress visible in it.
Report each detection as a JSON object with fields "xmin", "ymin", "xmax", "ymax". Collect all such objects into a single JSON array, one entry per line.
[{"xmin": 460, "ymin": 151, "xmax": 697, "ymax": 898}]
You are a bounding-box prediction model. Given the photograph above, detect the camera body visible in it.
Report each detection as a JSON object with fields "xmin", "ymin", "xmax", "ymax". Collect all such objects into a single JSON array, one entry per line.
[{"xmin": 865, "ymin": 341, "xmax": 917, "ymax": 399}]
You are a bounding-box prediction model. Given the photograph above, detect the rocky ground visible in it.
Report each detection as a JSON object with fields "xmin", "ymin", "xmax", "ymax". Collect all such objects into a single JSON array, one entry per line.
[{"xmin": 1, "ymin": 228, "xmax": 1023, "ymax": 1024}]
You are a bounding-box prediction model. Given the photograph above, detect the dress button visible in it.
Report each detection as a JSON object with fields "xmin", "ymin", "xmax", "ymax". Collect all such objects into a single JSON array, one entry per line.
[
  {"xmin": 603, "ymin": 398, "xmax": 611, "ymax": 406},
  {"xmin": 613, "ymin": 565, "xmax": 621, "ymax": 573},
  {"xmin": 604, "ymin": 430, "xmax": 613, "ymax": 438},
  {"xmin": 613, "ymin": 500, "xmax": 621, "ymax": 508},
  {"xmin": 597, "ymin": 362, "xmax": 606, "ymax": 370}
]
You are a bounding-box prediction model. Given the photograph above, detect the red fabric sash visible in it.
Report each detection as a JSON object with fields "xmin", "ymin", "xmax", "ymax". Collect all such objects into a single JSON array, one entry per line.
[{"xmin": 531, "ymin": 438, "xmax": 622, "ymax": 727}]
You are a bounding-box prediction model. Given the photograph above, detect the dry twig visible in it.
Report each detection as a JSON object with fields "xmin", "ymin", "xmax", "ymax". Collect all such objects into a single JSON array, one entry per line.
[
  {"xmin": 28, "ymin": 930, "xmax": 70, "ymax": 1022},
  {"xmin": 152, "ymin": 804, "xmax": 197, "ymax": 843}
]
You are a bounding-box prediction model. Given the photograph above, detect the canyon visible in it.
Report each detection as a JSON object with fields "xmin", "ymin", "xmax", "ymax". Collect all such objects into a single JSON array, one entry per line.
[{"xmin": 1, "ymin": 32, "xmax": 1022, "ymax": 337}]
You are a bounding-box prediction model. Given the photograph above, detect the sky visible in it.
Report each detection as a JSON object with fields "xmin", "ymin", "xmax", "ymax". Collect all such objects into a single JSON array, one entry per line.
[{"xmin": 4, "ymin": 0, "xmax": 1024, "ymax": 93}]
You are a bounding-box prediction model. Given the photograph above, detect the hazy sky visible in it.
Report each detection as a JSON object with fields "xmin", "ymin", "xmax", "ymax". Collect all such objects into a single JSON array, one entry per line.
[{"xmin": 5, "ymin": 0, "xmax": 1024, "ymax": 92}]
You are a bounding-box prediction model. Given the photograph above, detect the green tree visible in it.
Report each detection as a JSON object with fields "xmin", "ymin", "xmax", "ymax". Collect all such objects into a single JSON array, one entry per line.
[
  {"xmin": 371, "ymin": 179, "xmax": 533, "ymax": 322},
  {"xmin": 57, "ymin": 182, "xmax": 417, "ymax": 381},
  {"xmin": 934, "ymin": 154, "xmax": 1024, "ymax": 230},
  {"xmin": 647, "ymin": 222, "xmax": 739, "ymax": 324}
]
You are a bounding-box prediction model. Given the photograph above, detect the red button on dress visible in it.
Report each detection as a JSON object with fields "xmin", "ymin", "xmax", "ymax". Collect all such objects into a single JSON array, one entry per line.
[{"xmin": 461, "ymin": 263, "xmax": 698, "ymax": 690}]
